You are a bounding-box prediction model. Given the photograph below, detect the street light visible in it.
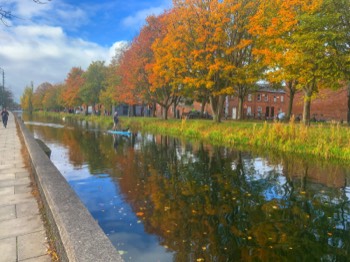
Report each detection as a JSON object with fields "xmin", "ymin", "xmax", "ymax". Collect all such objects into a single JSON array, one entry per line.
[{"xmin": 0, "ymin": 67, "xmax": 4, "ymax": 109}]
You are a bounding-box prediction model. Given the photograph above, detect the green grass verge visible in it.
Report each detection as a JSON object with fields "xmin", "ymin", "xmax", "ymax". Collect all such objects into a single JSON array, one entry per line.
[{"xmin": 34, "ymin": 111, "xmax": 350, "ymax": 161}]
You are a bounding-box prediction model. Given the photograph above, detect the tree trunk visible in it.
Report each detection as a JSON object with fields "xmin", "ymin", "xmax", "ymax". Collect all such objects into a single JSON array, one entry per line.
[
  {"xmin": 287, "ymin": 91, "xmax": 295, "ymax": 121},
  {"xmin": 209, "ymin": 95, "xmax": 225, "ymax": 123},
  {"xmin": 302, "ymin": 90, "xmax": 312, "ymax": 125},
  {"xmin": 238, "ymin": 96, "xmax": 244, "ymax": 120},
  {"xmin": 162, "ymin": 105, "xmax": 169, "ymax": 120},
  {"xmin": 173, "ymin": 102, "xmax": 177, "ymax": 119},
  {"xmin": 200, "ymin": 100, "xmax": 206, "ymax": 117}
]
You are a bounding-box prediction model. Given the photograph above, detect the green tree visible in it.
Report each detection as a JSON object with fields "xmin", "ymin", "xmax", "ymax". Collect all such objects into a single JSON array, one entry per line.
[{"xmin": 79, "ymin": 61, "xmax": 107, "ymax": 114}]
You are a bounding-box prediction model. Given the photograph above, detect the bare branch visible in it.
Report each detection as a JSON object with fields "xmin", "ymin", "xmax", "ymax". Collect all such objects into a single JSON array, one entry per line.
[
  {"xmin": 0, "ymin": 0, "xmax": 51, "ymax": 25},
  {"xmin": 32, "ymin": 0, "xmax": 52, "ymax": 4}
]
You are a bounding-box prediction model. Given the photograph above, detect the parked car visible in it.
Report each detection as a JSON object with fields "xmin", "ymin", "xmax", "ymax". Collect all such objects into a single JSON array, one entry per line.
[{"xmin": 186, "ymin": 110, "xmax": 213, "ymax": 119}]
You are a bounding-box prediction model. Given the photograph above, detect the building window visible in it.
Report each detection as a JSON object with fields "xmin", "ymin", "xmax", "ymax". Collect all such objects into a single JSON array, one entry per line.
[
  {"xmin": 257, "ymin": 94, "xmax": 261, "ymax": 101},
  {"xmin": 248, "ymin": 94, "xmax": 252, "ymax": 102},
  {"xmin": 264, "ymin": 95, "xmax": 268, "ymax": 102},
  {"xmin": 273, "ymin": 96, "xmax": 277, "ymax": 102},
  {"xmin": 281, "ymin": 95, "xmax": 284, "ymax": 102}
]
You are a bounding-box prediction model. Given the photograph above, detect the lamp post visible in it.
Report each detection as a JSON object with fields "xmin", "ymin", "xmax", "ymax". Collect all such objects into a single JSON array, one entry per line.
[{"xmin": 0, "ymin": 67, "xmax": 4, "ymax": 109}]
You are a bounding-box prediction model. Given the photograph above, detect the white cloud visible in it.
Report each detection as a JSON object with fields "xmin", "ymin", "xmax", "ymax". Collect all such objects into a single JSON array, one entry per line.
[
  {"xmin": 0, "ymin": 0, "xmax": 172, "ymax": 102},
  {"xmin": 122, "ymin": 6, "xmax": 167, "ymax": 28},
  {"xmin": 0, "ymin": 24, "xmax": 123, "ymax": 102}
]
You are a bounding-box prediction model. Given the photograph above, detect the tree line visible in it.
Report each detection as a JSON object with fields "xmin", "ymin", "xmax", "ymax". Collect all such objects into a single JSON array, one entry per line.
[{"xmin": 20, "ymin": 0, "xmax": 350, "ymax": 123}]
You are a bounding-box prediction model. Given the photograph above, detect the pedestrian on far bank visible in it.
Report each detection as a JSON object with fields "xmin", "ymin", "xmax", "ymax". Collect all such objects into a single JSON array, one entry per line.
[{"xmin": 1, "ymin": 108, "xmax": 9, "ymax": 128}]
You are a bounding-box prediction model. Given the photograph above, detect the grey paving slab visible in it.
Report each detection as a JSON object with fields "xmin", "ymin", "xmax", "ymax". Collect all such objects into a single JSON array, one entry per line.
[
  {"xmin": 0, "ymin": 173, "xmax": 15, "ymax": 181},
  {"xmin": 0, "ymin": 205, "xmax": 16, "ymax": 221},
  {"xmin": 19, "ymin": 255, "xmax": 52, "ymax": 262},
  {"xmin": 0, "ymin": 167, "xmax": 28, "ymax": 175},
  {"xmin": 0, "ymin": 193, "xmax": 32, "ymax": 207},
  {"xmin": 16, "ymin": 200, "xmax": 40, "ymax": 218},
  {"xmin": 0, "ymin": 177, "xmax": 30, "ymax": 188},
  {"xmin": 0, "ymin": 215, "xmax": 44, "ymax": 240},
  {"xmin": 0, "ymin": 186, "xmax": 14, "ymax": 196},
  {"xmin": 0, "ymin": 237, "xmax": 16, "ymax": 262},
  {"xmin": 16, "ymin": 171, "xmax": 30, "ymax": 179},
  {"xmin": 15, "ymin": 184, "xmax": 31, "ymax": 194},
  {"xmin": 18, "ymin": 231, "xmax": 49, "ymax": 261}
]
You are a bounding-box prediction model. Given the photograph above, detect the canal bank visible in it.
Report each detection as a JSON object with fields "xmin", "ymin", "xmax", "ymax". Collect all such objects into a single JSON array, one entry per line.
[{"xmin": 14, "ymin": 113, "xmax": 123, "ymax": 262}]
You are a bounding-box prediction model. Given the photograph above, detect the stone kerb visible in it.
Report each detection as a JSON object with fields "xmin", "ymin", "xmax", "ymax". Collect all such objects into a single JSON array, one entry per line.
[{"xmin": 15, "ymin": 116, "xmax": 123, "ymax": 262}]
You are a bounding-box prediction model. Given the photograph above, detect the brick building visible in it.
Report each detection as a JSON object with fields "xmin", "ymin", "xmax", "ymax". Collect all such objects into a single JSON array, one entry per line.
[
  {"xmin": 292, "ymin": 86, "xmax": 349, "ymax": 122},
  {"xmin": 227, "ymin": 85, "xmax": 287, "ymax": 120},
  {"xmin": 154, "ymin": 85, "xmax": 349, "ymax": 122}
]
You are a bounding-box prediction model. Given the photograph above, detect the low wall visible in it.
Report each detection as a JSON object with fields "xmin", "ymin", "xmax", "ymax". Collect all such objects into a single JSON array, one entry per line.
[{"xmin": 16, "ymin": 116, "xmax": 123, "ymax": 262}]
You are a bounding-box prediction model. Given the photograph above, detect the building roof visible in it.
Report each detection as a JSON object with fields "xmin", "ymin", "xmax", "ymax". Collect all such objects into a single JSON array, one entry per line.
[{"xmin": 255, "ymin": 83, "xmax": 286, "ymax": 94}]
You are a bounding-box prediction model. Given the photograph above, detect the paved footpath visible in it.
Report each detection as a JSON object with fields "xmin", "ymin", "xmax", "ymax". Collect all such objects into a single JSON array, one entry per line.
[{"xmin": 0, "ymin": 113, "xmax": 52, "ymax": 262}]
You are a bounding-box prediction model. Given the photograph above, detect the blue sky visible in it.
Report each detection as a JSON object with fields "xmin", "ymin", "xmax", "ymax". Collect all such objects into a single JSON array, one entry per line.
[{"xmin": 0, "ymin": 0, "xmax": 172, "ymax": 101}]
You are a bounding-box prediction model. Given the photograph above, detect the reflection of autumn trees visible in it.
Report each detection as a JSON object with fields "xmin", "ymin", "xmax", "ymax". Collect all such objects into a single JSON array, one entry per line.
[{"xmin": 115, "ymin": 136, "xmax": 350, "ymax": 261}]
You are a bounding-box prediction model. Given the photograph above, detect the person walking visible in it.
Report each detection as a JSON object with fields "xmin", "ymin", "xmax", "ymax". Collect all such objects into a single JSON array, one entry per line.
[
  {"xmin": 113, "ymin": 111, "xmax": 119, "ymax": 130},
  {"xmin": 1, "ymin": 108, "xmax": 9, "ymax": 128}
]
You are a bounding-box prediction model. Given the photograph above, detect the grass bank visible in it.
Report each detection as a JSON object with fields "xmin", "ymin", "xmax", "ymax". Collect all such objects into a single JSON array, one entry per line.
[{"xmin": 36, "ymin": 112, "xmax": 350, "ymax": 161}]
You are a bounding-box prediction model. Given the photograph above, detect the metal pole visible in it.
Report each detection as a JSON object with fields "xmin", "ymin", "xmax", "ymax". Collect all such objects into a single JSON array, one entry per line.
[{"xmin": 0, "ymin": 67, "xmax": 4, "ymax": 109}]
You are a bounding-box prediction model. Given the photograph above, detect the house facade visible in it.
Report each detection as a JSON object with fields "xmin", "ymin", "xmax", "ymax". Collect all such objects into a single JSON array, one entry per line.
[
  {"xmin": 292, "ymin": 87, "xmax": 349, "ymax": 122},
  {"xmin": 138, "ymin": 85, "xmax": 350, "ymax": 122},
  {"xmin": 227, "ymin": 86, "xmax": 287, "ymax": 120}
]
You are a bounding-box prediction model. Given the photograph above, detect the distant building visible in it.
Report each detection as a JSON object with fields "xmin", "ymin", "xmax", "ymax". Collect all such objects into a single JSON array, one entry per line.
[
  {"xmin": 228, "ymin": 85, "xmax": 287, "ymax": 120},
  {"xmin": 292, "ymin": 86, "xmax": 349, "ymax": 122},
  {"xmin": 151, "ymin": 85, "xmax": 350, "ymax": 122}
]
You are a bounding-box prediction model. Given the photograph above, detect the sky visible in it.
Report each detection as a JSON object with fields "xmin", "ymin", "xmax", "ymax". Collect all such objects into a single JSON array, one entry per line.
[{"xmin": 0, "ymin": 0, "xmax": 172, "ymax": 102}]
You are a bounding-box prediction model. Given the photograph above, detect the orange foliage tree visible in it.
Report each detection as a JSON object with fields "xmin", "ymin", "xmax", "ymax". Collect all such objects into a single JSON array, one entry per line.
[
  {"xmin": 117, "ymin": 14, "xmax": 176, "ymax": 118},
  {"xmin": 155, "ymin": 0, "xmax": 262, "ymax": 122},
  {"xmin": 62, "ymin": 67, "xmax": 84, "ymax": 109}
]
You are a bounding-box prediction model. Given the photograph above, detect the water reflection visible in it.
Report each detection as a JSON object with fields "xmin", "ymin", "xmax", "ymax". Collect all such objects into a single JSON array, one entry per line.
[{"xmin": 23, "ymin": 115, "xmax": 350, "ymax": 261}]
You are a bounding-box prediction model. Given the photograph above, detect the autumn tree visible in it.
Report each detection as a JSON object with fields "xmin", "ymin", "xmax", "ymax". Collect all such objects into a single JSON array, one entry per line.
[
  {"xmin": 250, "ymin": 0, "xmax": 349, "ymax": 124},
  {"xmin": 147, "ymin": 12, "xmax": 187, "ymax": 120},
  {"xmin": 160, "ymin": 0, "xmax": 262, "ymax": 122},
  {"xmin": 20, "ymin": 83, "xmax": 34, "ymax": 113},
  {"xmin": 62, "ymin": 67, "xmax": 84, "ymax": 110},
  {"xmin": 116, "ymin": 15, "xmax": 170, "ymax": 118},
  {"xmin": 42, "ymin": 83, "xmax": 64, "ymax": 111},
  {"xmin": 115, "ymin": 42, "xmax": 143, "ymax": 116},
  {"xmin": 32, "ymin": 82, "xmax": 53, "ymax": 111}
]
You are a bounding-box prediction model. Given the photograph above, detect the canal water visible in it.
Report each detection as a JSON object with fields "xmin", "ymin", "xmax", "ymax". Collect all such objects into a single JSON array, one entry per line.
[{"xmin": 23, "ymin": 114, "xmax": 350, "ymax": 261}]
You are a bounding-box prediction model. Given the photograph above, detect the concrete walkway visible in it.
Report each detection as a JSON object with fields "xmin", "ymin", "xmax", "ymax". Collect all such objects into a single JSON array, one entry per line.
[{"xmin": 0, "ymin": 113, "xmax": 51, "ymax": 262}]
